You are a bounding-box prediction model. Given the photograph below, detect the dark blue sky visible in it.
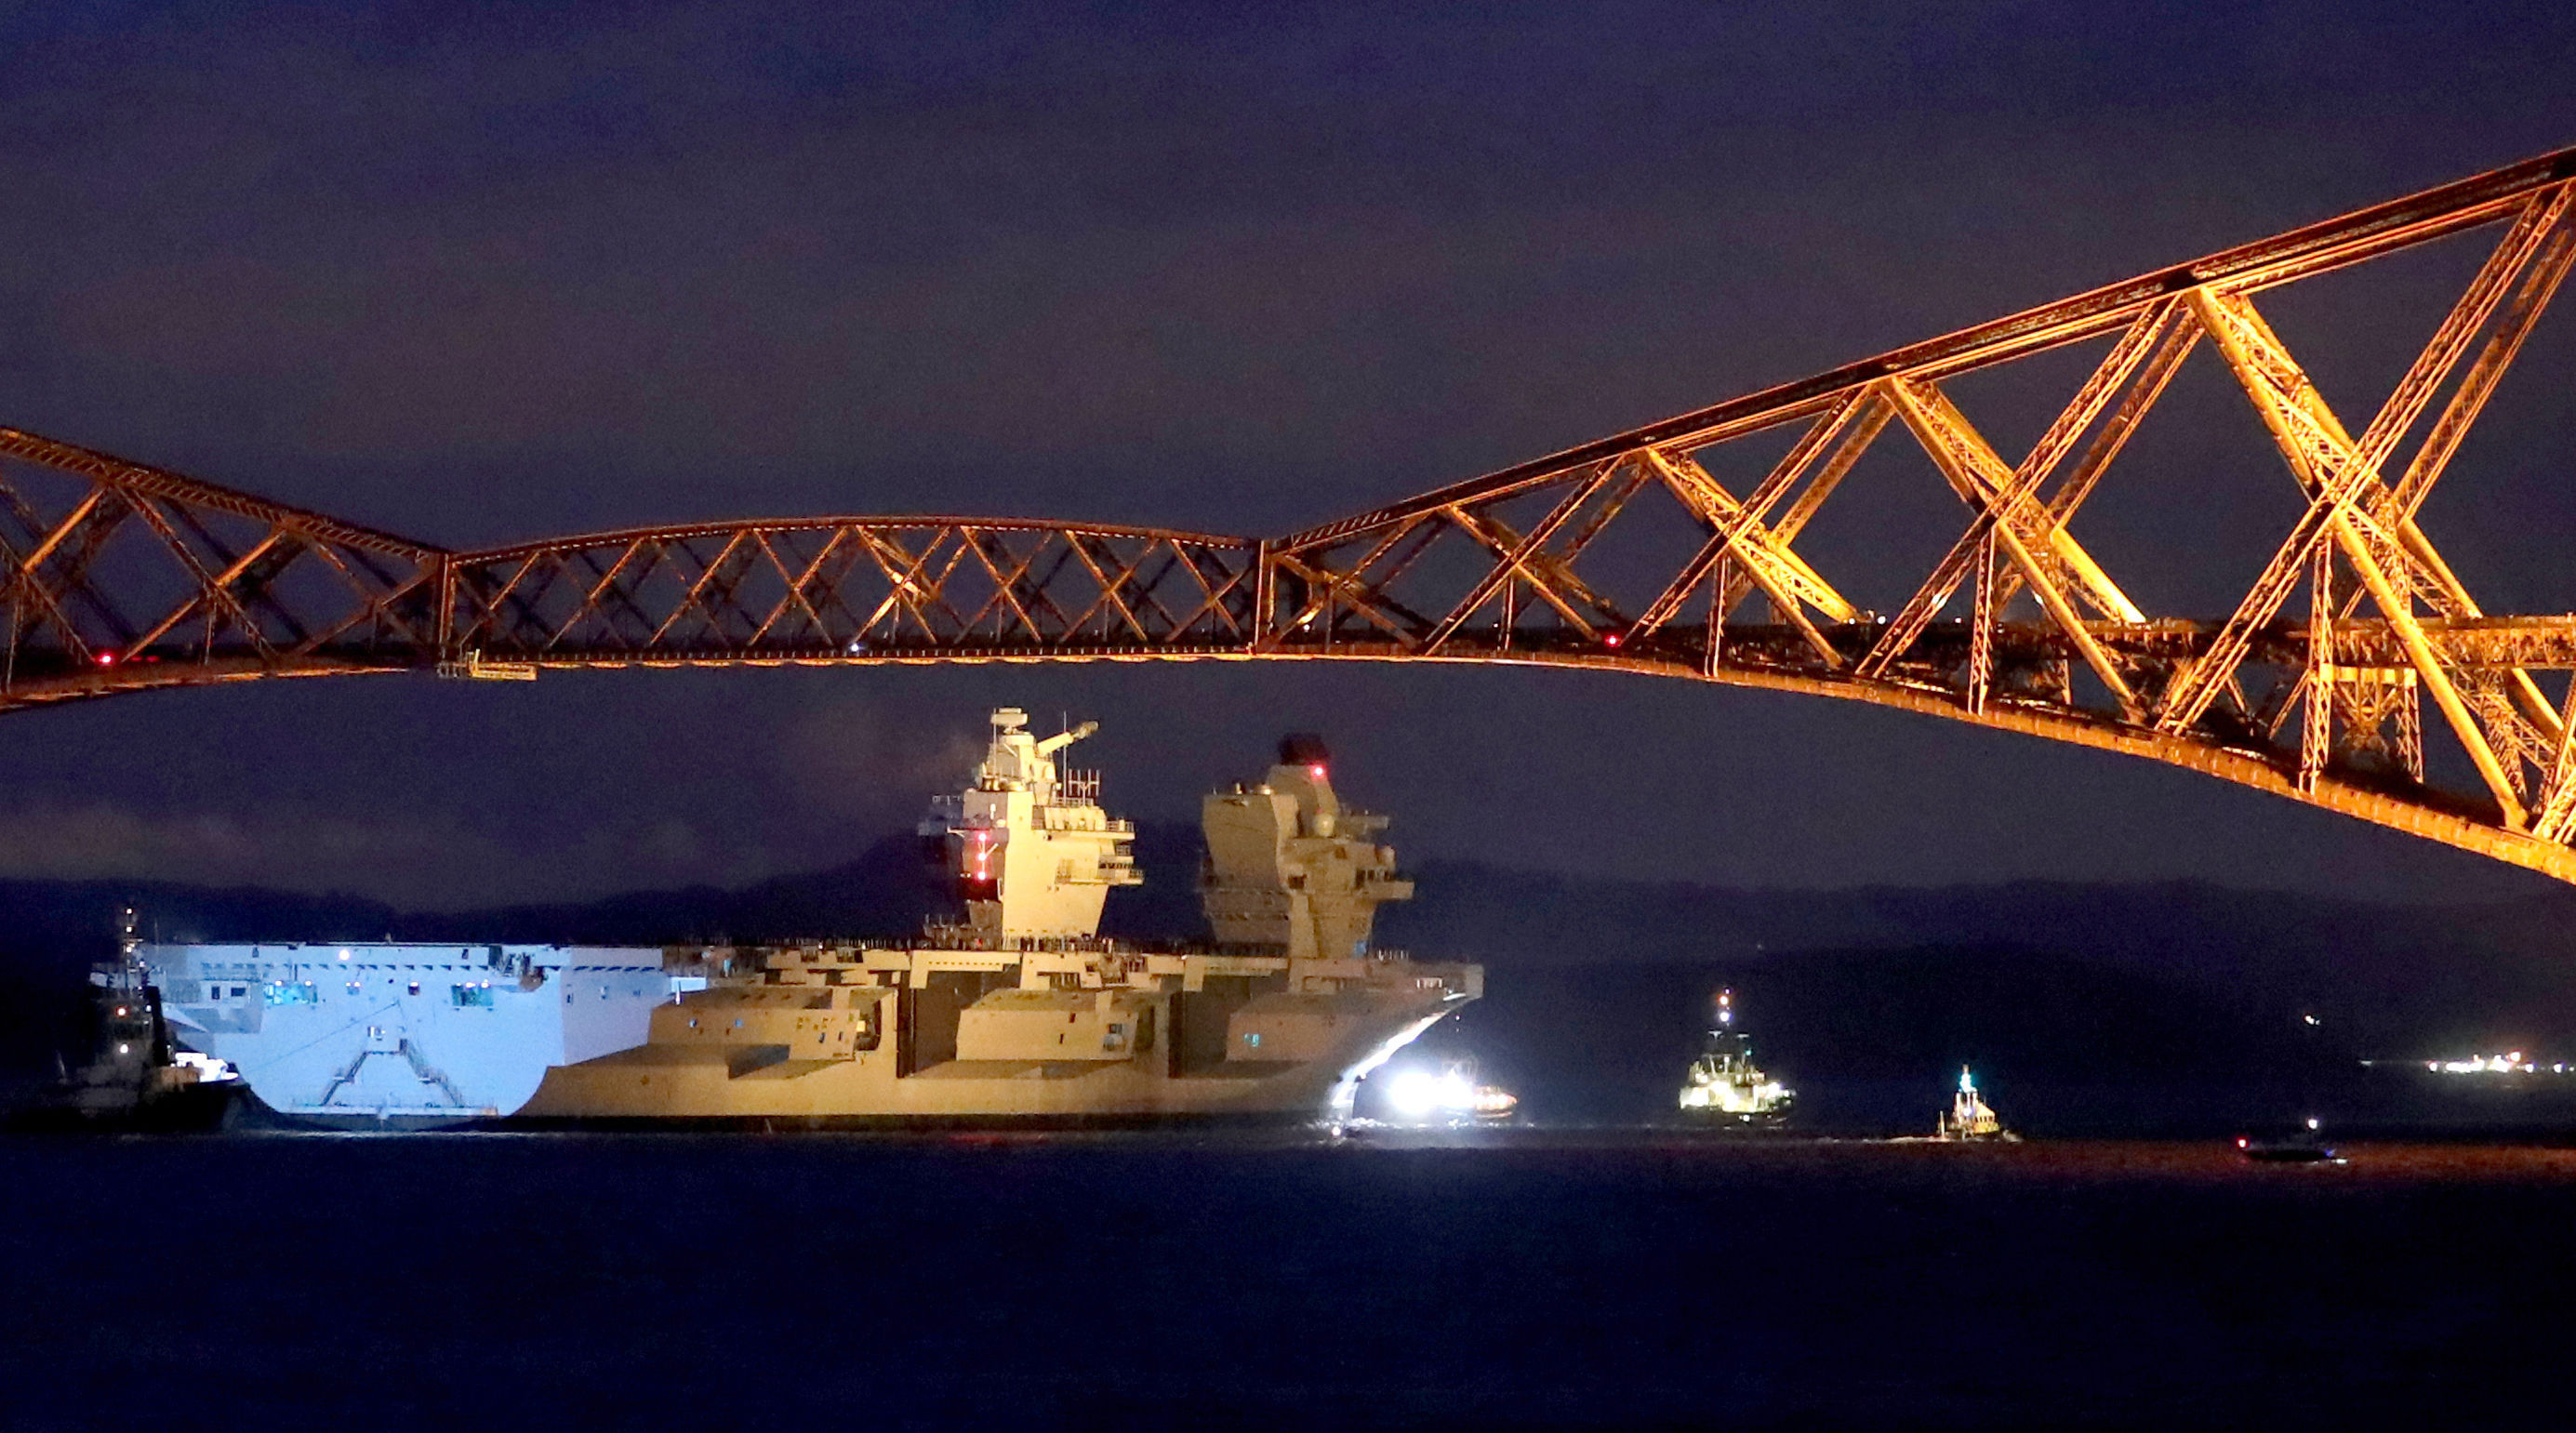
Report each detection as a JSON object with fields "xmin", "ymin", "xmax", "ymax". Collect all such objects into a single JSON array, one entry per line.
[{"xmin": 5, "ymin": 2, "xmax": 2576, "ymax": 905}]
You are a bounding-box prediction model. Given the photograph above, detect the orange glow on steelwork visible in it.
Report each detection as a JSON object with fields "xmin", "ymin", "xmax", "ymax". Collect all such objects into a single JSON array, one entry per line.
[{"xmin": 10, "ymin": 146, "xmax": 2576, "ymax": 880}]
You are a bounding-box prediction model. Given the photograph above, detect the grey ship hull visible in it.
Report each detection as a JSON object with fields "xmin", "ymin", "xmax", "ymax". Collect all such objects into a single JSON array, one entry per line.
[{"xmin": 134, "ymin": 940, "xmax": 680, "ymax": 1130}]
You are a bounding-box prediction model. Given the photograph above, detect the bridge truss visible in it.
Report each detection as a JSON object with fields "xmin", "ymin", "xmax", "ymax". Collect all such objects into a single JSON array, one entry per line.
[{"xmin": 8, "ymin": 146, "xmax": 2576, "ymax": 878}]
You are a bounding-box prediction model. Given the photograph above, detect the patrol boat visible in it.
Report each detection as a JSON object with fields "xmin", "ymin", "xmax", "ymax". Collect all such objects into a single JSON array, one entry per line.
[
  {"xmin": 1678, "ymin": 989, "xmax": 1793, "ymax": 1127},
  {"xmin": 135, "ymin": 710, "xmax": 1479, "ymax": 1128}
]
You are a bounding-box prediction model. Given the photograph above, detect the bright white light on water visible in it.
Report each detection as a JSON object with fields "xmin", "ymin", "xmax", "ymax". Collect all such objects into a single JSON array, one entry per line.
[
  {"xmin": 1387, "ymin": 1068, "xmax": 1478, "ymax": 1119},
  {"xmin": 1388, "ymin": 1070, "xmax": 1442, "ymax": 1117},
  {"xmin": 1323, "ymin": 1011, "xmax": 1454, "ymax": 1125}
]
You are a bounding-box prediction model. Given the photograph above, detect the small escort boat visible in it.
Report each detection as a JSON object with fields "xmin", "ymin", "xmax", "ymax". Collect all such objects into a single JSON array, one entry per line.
[
  {"xmin": 2237, "ymin": 1118, "xmax": 2344, "ymax": 1163},
  {"xmin": 1934, "ymin": 1066, "xmax": 2019, "ymax": 1142}
]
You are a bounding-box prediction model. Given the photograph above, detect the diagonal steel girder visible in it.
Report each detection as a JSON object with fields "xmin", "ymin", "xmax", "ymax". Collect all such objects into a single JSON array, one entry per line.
[{"xmin": 7, "ymin": 145, "xmax": 2576, "ymax": 885}]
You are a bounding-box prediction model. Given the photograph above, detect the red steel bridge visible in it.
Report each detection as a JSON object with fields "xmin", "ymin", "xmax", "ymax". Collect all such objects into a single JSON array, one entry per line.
[{"xmin": 10, "ymin": 147, "xmax": 2576, "ymax": 879}]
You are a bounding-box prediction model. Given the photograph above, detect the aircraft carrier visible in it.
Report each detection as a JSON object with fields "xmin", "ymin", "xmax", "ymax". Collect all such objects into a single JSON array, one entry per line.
[{"xmin": 128, "ymin": 709, "xmax": 1480, "ymax": 1128}]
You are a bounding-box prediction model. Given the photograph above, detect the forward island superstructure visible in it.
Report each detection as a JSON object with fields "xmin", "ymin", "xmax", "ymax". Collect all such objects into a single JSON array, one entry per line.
[
  {"xmin": 131, "ymin": 711, "xmax": 1479, "ymax": 1128},
  {"xmin": 918, "ymin": 708, "xmax": 1140, "ymax": 940}
]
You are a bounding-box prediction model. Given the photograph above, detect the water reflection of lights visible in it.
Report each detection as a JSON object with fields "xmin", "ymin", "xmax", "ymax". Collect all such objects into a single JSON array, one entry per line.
[{"xmin": 2424, "ymin": 1051, "xmax": 2563, "ymax": 1074}]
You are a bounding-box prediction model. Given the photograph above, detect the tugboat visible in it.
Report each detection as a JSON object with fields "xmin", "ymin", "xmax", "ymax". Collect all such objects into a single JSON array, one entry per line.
[
  {"xmin": 7, "ymin": 909, "xmax": 239, "ymax": 1133},
  {"xmin": 1934, "ymin": 1065, "xmax": 2018, "ymax": 1141},
  {"xmin": 1678, "ymin": 989, "xmax": 1793, "ymax": 1127}
]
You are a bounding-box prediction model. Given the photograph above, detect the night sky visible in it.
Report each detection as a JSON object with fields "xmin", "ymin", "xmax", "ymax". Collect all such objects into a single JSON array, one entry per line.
[{"xmin": 6, "ymin": 3, "xmax": 2576, "ymax": 908}]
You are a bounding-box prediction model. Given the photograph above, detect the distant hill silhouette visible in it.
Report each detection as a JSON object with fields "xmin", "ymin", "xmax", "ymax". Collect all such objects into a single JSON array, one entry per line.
[
  {"xmin": 8, "ymin": 829, "xmax": 2576, "ymax": 1125},
  {"xmin": 1380, "ymin": 860, "xmax": 2576, "ymax": 1056}
]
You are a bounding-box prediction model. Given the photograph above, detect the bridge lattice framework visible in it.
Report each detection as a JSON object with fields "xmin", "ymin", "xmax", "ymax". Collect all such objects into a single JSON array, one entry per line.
[{"xmin": 9, "ymin": 147, "xmax": 2576, "ymax": 879}]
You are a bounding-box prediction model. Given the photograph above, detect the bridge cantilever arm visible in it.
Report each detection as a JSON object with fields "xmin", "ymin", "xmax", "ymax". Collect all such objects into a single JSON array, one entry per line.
[
  {"xmin": 0, "ymin": 428, "xmax": 445, "ymax": 560},
  {"xmin": 1270, "ymin": 145, "xmax": 2576, "ymax": 555}
]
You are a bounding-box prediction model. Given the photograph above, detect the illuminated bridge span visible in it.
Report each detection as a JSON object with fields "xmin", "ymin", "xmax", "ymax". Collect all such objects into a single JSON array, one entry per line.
[{"xmin": 10, "ymin": 146, "xmax": 2576, "ymax": 879}]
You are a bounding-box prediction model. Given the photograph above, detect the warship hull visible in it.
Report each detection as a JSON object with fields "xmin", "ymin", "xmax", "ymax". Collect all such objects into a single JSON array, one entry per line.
[
  {"xmin": 512, "ymin": 951, "xmax": 1472, "ymax": 1126},
  {"xmin": 512, "ymin": 1053, "xmax": 1417, "ymax": 1129},
  {"xmin": 131, "ymin": 939, "xmax": 1475, "ymax": 1130}
]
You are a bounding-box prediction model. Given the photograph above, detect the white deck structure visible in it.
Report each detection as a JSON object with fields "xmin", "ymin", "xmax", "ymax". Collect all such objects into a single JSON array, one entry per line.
[{"xmin": 139, "ymin": 942, "xmax": 674, "ymax": 1124}]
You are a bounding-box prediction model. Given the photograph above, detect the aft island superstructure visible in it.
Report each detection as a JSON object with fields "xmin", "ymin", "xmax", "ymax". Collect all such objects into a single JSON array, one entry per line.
[{"xmin": 133, "ymin": 709, "xmax": 1478, "ymax": 1128}]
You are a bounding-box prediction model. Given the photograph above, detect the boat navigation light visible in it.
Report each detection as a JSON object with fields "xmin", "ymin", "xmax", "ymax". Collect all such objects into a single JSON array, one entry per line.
[{"xmin": 1308, "ymin": 764, "xmax": 1325, "ymax": 778}]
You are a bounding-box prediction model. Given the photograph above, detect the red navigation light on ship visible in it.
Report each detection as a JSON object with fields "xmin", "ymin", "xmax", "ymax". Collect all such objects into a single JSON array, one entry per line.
[{"xmin": 1277, "ymin": 733, "xmax": 1332, "ymax": 785}]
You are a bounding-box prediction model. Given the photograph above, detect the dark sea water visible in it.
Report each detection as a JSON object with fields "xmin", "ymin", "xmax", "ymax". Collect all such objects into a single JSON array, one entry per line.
[{"xmin": 6, "ymin": 1130, "xmax": 2574, "ymax": 1430}]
